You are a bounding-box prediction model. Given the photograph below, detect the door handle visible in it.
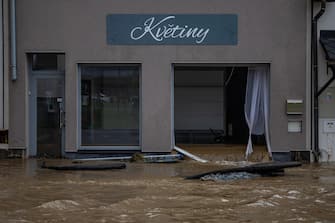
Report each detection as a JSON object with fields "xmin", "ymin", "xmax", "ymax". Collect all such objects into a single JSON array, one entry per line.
[
  {"xmin": 59, "ymin": 110, "xmax": 65, "ymax": 129},
  {"xmin": 57, "ymin": 98, "xmax": 65, "ymax": 129}
]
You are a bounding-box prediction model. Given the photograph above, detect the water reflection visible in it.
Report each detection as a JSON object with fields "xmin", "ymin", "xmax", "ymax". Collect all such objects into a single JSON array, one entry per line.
[{"xmin": 0, "ymin": 159, "xmax": 334, "ymax": 222}]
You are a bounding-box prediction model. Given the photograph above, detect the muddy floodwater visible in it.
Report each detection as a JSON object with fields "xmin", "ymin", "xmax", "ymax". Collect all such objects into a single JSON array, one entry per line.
[{"xmin": 0, "ymin": 159, "xmax": 335, "ymax": 223}]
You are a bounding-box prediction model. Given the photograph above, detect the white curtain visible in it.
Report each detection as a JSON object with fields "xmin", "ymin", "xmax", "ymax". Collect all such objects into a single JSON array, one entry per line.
[{"xmin": 244, "ymin": 66, "xmax": 272, "ymax": 158}]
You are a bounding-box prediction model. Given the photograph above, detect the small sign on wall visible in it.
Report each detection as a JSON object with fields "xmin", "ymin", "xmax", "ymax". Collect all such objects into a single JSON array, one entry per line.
[
  {"xmin": 288, "ymin": 120, "xmax": 302, "ymax": 133},
  {"xmin": 106, "ymin": 14, "xmax": 238, "ymax": 45},
  {"xmin": 323, "ymin": 119, "xmax": 335, "ymax": 133}
]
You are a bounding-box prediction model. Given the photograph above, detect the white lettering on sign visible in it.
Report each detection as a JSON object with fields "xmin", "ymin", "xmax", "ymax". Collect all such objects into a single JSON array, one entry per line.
[{"xmin": 130, "ymin": 16, "xmax": 210, "ymax": 44}]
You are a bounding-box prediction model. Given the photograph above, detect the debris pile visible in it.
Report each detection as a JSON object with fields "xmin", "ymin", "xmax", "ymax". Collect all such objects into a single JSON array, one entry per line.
[{"xmin": 201, "ymin": 172, "xmax": 260, "ymax": 181}]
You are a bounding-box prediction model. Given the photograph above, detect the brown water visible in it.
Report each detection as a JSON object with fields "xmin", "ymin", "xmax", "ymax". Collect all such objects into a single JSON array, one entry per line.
[{"xmin": 0, "ymin": 159, "xmax": 335, "ymax": 223}]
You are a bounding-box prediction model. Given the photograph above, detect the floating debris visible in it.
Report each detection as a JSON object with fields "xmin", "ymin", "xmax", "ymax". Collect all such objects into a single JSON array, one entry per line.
[
  {"xmin": 247, "ymin": 199, "xmax": 277, "ymax": 207},
  {"xmin": 41, "ymin": 162, "xmax": 126, "ymax": 171},
  {"xmin": 130, "ymin": 153, "xmax": 144, "ymax": 162},
  {"xmin": 272, "ymin": 194, "xmax": 283, "ymax": 199},
  {"xmin": 201, "ymin": 172, "xmax": 260, "ymax": 181},
  {"xmin": 174, "ymin": 146, "xmax": 208, "ymax": 163},
  {"xmin": 215, "ymin": 160, "xmax": 253, "ymax": 166},
  {"xmin": 186, "ymin": 161, "xmax": 302, "ymax": 179},
  {"xmin": 315, "ymin": 199, "xmax": 326, "ymax": 203},
  {"xmin": 37, "ymin": 200, "xmax": 80, "ymax": 210}
]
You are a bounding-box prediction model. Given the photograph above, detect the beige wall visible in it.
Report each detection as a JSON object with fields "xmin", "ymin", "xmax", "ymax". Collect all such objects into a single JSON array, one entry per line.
[
  {"xmin": 10, "ymin": 0, "xmax": 308, "ymax": 153},
  {"xmin": 0, "ymin": 0, "xmax": 9, "ymax": 150},
  {"xmin": 0, "ymin": 0, "xmax": 9, "ymax": 132}
]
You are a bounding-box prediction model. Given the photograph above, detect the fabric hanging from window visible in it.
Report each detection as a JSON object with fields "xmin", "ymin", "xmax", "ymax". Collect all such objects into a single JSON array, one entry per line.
[{"xmin": 244, "ymin": 66, "xmax": 272, "ymax": 158}]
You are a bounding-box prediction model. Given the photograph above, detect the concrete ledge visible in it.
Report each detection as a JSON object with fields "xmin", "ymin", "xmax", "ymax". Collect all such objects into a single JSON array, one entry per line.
[
  {"xmin": 272, "ymin": 152, "xmax": 291, "ymax": 162},
  {"xmin": 0, "ymin": 144, "xmax": 8, "ymax": 149},
  {"xmin": 272, "ymin": 151, "xmax": 310, "ymax": 163},
  {"xmin": 0, "ymin": 148, "xmax": 26, "ymax": 159},
  {"xmin": 0, "ymin": 149, "xmax": 8, "ymax": 159},
  {"xmin": 290, "ymin": 151, "xmax": 311, "ymax": 163}
]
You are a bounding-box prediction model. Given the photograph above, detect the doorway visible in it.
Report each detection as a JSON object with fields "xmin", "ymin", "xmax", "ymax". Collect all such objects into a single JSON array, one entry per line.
[
  {"xmin": 173, "ymin": 65, "xmax": 268, "ymax": 161},
  {"xmin": 29, "ymin": 54, "xmax": 65, "ymax": 157},
  {"xmin": 174, "ymin": 66, "xmax": 249, "ymax": 144}
]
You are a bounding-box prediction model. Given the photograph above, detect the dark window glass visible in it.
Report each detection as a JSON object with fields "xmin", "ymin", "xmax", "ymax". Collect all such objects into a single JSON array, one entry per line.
[
  {"xmin": 32, "ymin": 54, "xmax": 64, "ymax": 71},
  {"xmin": 81, "ymin": 65, "xmax": 140, "ymax": 146}
]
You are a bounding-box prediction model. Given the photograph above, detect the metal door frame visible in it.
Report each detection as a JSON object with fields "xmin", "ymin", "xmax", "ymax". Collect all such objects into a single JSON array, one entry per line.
[{"xmin": 29, "ymin": 71, "xmax": 65, "ymax": 157}]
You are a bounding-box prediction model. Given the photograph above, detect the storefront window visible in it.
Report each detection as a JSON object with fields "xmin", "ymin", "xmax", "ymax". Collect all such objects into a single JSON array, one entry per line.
[{"xmin": 80, "ymin": 64, "xmax": 140, "ymax": 146}]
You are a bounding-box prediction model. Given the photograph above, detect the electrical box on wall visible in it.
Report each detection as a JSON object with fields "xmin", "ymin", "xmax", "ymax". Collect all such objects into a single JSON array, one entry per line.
[
  {"xmin": 288, "ymin": 120, "xmax": 302, "ymax": 133},
  {"xmin": 323, "ymin": 119, "xmax": 335, "ymax": 133},
  {"xmin": 286, "ymin": 99, "xmax": 303, "ymax": 115}
]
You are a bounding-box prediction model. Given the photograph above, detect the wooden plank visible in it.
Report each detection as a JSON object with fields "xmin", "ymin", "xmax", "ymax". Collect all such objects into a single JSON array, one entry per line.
[{"xmin": 41, "ymin": 162, "xmax": 126, "ymax": 171}]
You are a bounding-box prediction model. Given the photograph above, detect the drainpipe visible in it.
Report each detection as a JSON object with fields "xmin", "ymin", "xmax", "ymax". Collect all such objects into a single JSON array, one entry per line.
[
  {"xmin": 312, "ymin": 0, "xmax": 326, "ymax": 162},
  {"xmin": 10, "ymin": 0, "xmax": 16, "ymax": 81}
]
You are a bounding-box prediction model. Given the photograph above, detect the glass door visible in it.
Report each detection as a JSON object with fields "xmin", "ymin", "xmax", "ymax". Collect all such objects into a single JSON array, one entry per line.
[
  {"xmin": 29, "ymin": 53, "xmax": 65, "ymax": 157},
  {"xmin": 35, "ymin": 77, "xmax": 64, "ymax": 157}
]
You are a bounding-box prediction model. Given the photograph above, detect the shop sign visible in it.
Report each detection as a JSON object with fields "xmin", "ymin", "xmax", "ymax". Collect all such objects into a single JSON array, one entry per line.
[{"xmin": 107, "ymin": 14, "xmax": 237, "ymax": 45}]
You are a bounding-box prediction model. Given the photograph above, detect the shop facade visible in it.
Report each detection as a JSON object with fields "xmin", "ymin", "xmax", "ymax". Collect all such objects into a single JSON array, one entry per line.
[{"xmin": 7, "ymin": 0, "xmax": 310, "ymax": 159}]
